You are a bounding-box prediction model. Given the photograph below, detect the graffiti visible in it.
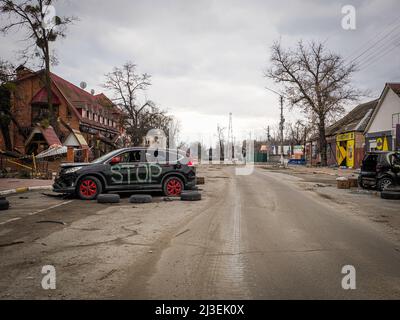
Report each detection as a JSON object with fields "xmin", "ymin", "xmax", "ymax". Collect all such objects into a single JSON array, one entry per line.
[{"xmin": 111, "ymin": 163, "xmax": 163, "ymax": 184}]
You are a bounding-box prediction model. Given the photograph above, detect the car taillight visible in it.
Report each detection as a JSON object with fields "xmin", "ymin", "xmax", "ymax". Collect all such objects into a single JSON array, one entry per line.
[{"xmin": 187, "ymin": 159, "xmax": 194, "ymax": 167}]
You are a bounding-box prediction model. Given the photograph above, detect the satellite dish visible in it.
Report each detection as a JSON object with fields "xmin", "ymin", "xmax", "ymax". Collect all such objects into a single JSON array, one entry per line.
[
  {"xmin": 80, "ymin": 82, "xmax": 87, "ymax": 90},
  {"xmin": 90, "ymin": 89, "xmax": 95, "ymax": 95}
]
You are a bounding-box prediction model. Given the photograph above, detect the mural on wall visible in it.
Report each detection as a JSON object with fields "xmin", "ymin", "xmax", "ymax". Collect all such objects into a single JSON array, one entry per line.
[{"xmin": 336, "ymin": 132, "xmax": 355, "ymax": 168}]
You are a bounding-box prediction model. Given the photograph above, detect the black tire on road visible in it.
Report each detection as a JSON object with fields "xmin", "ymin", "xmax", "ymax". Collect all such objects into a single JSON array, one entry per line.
[
  {"xmin": 381, "ymin": 190, "xmax": 400, "ymax": 200},
  {"xmin": 129, "ymin": 194, "xmax": 153, "ymax": 204},
  {"xmin": 377, "ymin": 177, "xmax": 393, "ymax": 191},
  {"xmin": 77, "ymin": 176, "xmax": 103, "ymax": 200},
  {"xmin": 181, "ymin": 191, "xmax": 202, "ymax": 201},
  {"xmin": 0, "ymin": 199, "xmax": 9, "ymax": 210},
  {"xmin": 97, "ymin": 194, "xmax": 120, "ymax": 204}
]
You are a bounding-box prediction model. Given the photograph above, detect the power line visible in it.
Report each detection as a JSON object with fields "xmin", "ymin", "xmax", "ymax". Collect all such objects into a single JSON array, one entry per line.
[
  {"xmin": 345, "ymin": 15, "xmax": 400, "ymax": 62},
  {"xmin": 359, "ymin": 38, "xmax": 400, "ymax": 71},
  {"xmin": 357, "ymin": 33, "xmax": 400, "ymax": 68},
  {"xmin": 347, "ymin": 20, "xmax": 400, "ymax": 67}
]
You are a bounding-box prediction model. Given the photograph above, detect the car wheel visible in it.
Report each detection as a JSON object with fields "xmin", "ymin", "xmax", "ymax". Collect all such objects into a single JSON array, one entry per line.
[
  {"xmin": 357, "ymin": 175, "xmax": 364, "ymax": 188},
  {"xmin": 381, "ymin": 190, "xmax": 400, "ymax": 200},
  {"xmin": 163, "ymin": 177, "xmax": 184, "ymax": 197},
  {"xmin": 377, "ymin": 177, "xmax": 393, "ymax": 191},
  {"xmin": 77, "ymin": 176, "xmax": 102, "ymax": 200}
]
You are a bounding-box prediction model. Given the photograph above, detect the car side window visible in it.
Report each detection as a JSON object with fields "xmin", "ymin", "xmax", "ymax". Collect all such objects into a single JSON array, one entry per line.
[
  {"xmin": 119, "ymin": 151, "xmax": 141, "ymax": 163},
  {"xmin": 146, "ymin": 149, "xmax": 166, "ymax": 163}
]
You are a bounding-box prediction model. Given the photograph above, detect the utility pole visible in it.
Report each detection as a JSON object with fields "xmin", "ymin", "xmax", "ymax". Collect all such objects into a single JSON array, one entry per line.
[
  {"xmin": 279, "ymin": 96, "xmax": 285, "ymax": 165},
  {"xmin": 265, "ymin": 86, "xmax": 285, "ymax": 165},
  {"xmin": 228, "ymin": 113, "xmax": 234, "ymax": 161}
]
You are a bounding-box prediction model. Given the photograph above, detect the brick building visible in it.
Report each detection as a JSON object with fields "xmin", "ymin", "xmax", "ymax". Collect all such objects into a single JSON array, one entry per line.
[{"xmin": 0, "ymin": 66, "xmax": 127, "ymax": 160}]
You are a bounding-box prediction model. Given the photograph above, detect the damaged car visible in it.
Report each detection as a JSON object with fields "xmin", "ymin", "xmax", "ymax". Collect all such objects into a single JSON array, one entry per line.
[
  {"xmin": 358, "ymin": 151, "xmax": 400, "ymax": 191},
  {"xmin": 53, "ymin": 147, "xmax": 197, "ymax": 200}
]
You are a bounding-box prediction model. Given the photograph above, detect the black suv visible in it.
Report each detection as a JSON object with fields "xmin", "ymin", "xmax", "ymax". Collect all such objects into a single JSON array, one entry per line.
[
  {"xmin": 358, "ymin": 151, "xmax": 400, "ymax": 191},
  {"xmin": 53, "ymin": 147, "xmax": 197, "ymax": 200}
]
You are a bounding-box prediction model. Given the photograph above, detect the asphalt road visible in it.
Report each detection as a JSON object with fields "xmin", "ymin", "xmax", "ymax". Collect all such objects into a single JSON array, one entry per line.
[
  {"xmin": 1, "ymin": 166, "xmax": 400, "ymax": 299},
  {"xmin": 121, "ymin": 167, "xmax": 400, "ymax": 299}
]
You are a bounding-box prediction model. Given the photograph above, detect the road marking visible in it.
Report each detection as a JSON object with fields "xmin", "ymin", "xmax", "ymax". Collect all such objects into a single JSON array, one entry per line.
[
  {"xmin": 27, "ymin": 200, "xmax": 74, "ymax": 216},
  {"xmin": 0, "ymin": 200, "xmax": 74, "ymax": 226},
  {"xmin": 0, "ymin": 218, "xmax": 22, "ymax": 226}
]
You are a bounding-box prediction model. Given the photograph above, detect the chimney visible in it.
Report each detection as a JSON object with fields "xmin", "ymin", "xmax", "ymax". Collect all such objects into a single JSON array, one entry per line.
[{"xmin": 15, "ymin": 65, "xmax": 34, "ymax": 80}]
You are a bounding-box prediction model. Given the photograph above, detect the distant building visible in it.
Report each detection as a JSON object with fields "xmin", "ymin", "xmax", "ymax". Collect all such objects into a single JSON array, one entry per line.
[
  {"xmin": 306, "ymin": 99, "xmax": 378, "ymax": 168},
  {"xmin": 0, "ymin": 66, "xmax": 127, "ymax": 159}
]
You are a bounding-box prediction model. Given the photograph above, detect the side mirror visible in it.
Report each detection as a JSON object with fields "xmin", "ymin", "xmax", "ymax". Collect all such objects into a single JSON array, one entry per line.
[{"xmin": 110, "ymin": 156, "xmax": 121, "ymax": 165}]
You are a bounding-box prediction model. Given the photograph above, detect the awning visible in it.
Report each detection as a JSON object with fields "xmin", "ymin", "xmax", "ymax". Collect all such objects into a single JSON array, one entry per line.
[
  {"xmin": 25, "ymin": 126, "xmax": 62, "ymax": 147},
  {"xmin": 36, "ymin": 146, "xmax": 67, "ymax": 159},
  {"xmin": 63, "ymin": 129, "xmax": 89, "ymax": 148}
]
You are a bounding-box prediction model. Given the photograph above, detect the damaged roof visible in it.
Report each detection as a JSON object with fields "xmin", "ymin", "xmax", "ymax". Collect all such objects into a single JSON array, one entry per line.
[{"xmin": 326, "ymin": 99, "xmax": 379, "ymax": 136}]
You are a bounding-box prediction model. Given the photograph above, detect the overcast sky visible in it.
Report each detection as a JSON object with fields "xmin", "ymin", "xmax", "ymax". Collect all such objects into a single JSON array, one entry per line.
[{"xmin": 1, "ymin": 0, "xmax": 399, "ymax": 145}]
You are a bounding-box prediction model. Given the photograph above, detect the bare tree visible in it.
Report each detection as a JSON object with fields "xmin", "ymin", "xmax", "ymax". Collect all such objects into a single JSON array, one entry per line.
[
  {"xmin": 104, "ymin": 61, "xmax": 172, "ymax": 146},
  {"xmin": 266, "ymin": 41, "xmax": 361, "ymax": 166},
  {"xmin": 0, "ymin": 0, "xmax": 76, "ymax": 134},
  {"xmin": 0, "ymin": 60, "xmax": 15, "ymax": 150}
]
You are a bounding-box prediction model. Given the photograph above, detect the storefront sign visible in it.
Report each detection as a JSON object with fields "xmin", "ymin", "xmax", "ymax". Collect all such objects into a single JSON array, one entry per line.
[{"xmin": 337, "ymin": 132, "xmax": 355, "ymax": 142}]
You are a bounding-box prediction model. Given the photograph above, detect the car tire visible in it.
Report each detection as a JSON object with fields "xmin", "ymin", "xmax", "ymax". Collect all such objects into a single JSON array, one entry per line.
[
  {"xmin": 357, "ymin": 175, "xmax": 365, "ymax": 189},
  {"xmin": 0, "ymin": 199, "xmax": 10, "ymax": 211},
  {"xmin": 77, "ymin": 176, "xmax": 103, "ymax": 200},
  {"xmin": 129, "ymin": 194, "xmax": 153, "ymax": 204},
  {"xmin": 381, "ymin": 190, "xmax": 400, "ymax": 200},
  {"xmin": 97, "ymin": 194, "xmax": 120, "ymax": 204},
  {"xmin": 377, "ymin": 177, "xmax": 393, "ymax": 191},
  {"xmin": 163, "ymin": 176, "xmax": 184, "ymax": 197},
  {"xmin": 181, "ymin": 191, "xmax": 202, "ymax": 201}
]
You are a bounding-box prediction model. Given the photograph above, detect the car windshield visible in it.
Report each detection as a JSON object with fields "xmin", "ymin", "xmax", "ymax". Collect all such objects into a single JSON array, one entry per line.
[{"xmin": 91, "ymin": 149, "xmax": 123, "ymax": 164}]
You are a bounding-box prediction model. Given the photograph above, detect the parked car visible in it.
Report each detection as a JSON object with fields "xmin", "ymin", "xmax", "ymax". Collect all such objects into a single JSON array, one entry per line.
[
  {"xmin": 53, "ymin": 147, "xmax": 197, "ymax": 200},
  {"xmin": 358, "ymin": 151, "xmax": 400, "ymax": 191}
]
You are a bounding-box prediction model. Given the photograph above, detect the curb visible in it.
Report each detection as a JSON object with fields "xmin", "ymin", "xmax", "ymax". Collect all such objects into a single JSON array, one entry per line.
[{"xmin": 0, "ymin": 186, "xmax": 53, "ymax": 196}]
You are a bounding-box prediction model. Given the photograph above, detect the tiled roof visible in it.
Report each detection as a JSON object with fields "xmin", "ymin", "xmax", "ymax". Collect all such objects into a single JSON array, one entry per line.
[
  {"xmin": 31, "ymin": 87, "xmax": 61, "ymax": 105},
  {"xmin": 387, "ymin": 83, "xmax": 400, "ymax": 97},
  {"xmin": 41, "ymin": 126, "xmax": 62, "ymax": 146},
  {"xmin": 49, "ymin": 72, "xmax": 120, "ymax": 131},
  {"xmin": 326, "ymin": 99, "xmax": 379, "ymax": 136}
]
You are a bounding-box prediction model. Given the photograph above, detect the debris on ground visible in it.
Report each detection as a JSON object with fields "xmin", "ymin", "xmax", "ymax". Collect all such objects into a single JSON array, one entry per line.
[
  {"xmin": 36, "ymin": 220, "xmax": 66, "ymax": 226},
  {"xmin": 175, "ymin": 229, "xmax": 190, "ymax": 238},
  {"xmin": 164, "ymin": 197, "xmax": 180, "ymax": 202},
  {"xmin": 0, "ymin": 241, "xmax": 24, "ymax": 248}
]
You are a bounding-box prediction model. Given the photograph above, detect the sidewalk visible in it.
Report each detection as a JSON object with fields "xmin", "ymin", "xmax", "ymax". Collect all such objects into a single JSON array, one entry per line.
[
  {"xmin": 286, "ymin": 166, "xmax": 359, "ymax": 178},
  {"xmin": 0, "ymin": 178, "xmax": 53, "ymax": 195}
]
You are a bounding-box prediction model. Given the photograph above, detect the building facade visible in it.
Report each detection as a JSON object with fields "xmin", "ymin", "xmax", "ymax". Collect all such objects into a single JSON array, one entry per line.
[
  {"xmin": 364, "ymin": 83, "xmax": 400, "ymax": 152},
  {"xmin": 306, "ymin": 99, "xmax": 378, "ymax": 168},
  {"xmin": 1, "ymin": 66, "xmax": 126, "ymax": 159}
]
